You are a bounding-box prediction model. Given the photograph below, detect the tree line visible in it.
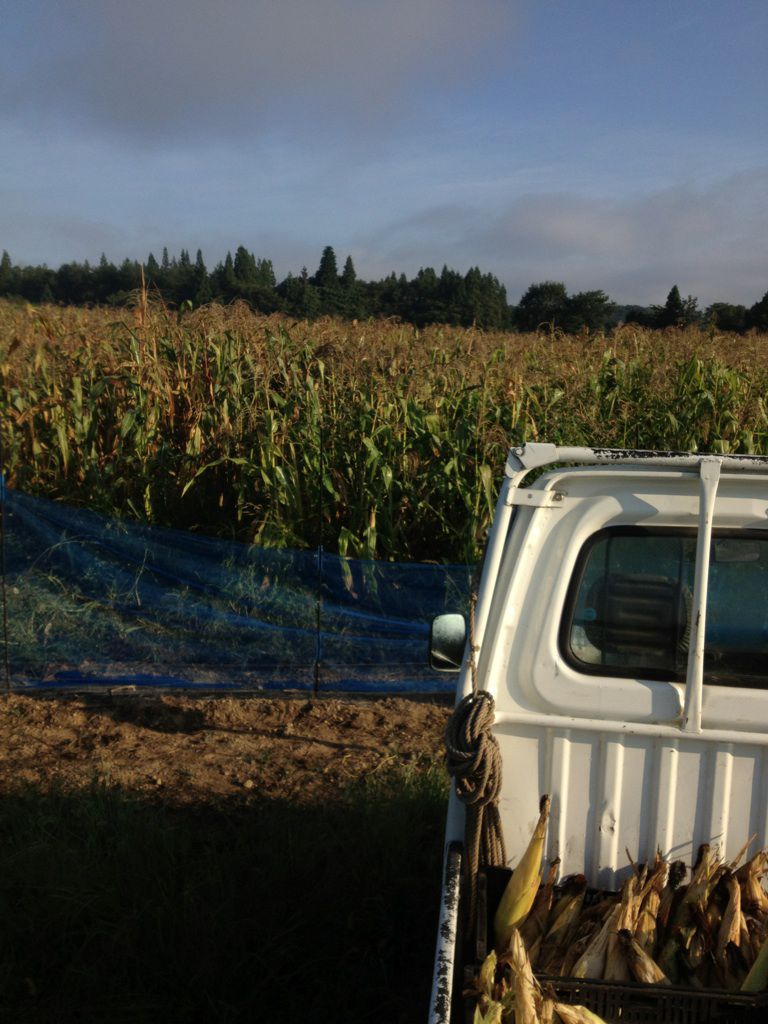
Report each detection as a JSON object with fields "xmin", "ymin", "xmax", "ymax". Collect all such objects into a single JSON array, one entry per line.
[{"xmin": 1, "ymin": 245, "xmax": 767, "ymax": 333}]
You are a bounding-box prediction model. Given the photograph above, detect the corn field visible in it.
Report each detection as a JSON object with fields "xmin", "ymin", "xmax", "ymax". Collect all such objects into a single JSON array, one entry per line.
[{"xmin": 3, "ymin": 299, "xmax": 768, "ymax": 563}]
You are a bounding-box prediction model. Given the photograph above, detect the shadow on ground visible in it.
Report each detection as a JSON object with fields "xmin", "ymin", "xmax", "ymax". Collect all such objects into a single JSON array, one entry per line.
[{"xmin": 0, "ymin": 770, "xmax": 447, "ymax": 1024}]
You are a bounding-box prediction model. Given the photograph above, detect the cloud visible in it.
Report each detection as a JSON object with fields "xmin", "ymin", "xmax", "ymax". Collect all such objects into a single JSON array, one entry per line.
[
  {"xmin": 2, "ymin": 0, "xmax": 519, "ymax": 143},
  {"xmin": 367, "ymin": 169, "xmax": 768, "ymax": 306}
]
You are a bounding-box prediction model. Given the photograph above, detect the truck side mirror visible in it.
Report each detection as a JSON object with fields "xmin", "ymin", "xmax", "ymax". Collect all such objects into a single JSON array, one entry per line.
[{"xmin": 429, "ymin": 613, "xmax": 467, "ymax": 671}]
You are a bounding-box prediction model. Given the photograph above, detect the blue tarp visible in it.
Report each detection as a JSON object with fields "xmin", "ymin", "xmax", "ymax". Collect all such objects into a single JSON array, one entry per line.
[{"xmin": 0, "ymin": 485, "xmax": 473, "ymax": 693}]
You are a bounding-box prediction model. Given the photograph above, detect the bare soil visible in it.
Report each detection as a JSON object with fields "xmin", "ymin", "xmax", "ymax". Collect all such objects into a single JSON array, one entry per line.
[{"xmin": 0, "ymin": 692, "xmax": 452, "ymax": 803}]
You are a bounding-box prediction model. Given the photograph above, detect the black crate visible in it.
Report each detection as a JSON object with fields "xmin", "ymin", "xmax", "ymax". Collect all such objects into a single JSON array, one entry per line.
[
  {"xmin": 472, "ymin": 867, "xmax": 768, "ymax": 1024},
  {"xmin": 547, "ymin": 975, "xmax": 768, "ymax": 1024}
]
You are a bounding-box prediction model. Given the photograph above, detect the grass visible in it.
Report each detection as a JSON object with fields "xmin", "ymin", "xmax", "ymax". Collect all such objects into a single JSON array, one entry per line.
[
  {"xmin": 0, "ymin": 761, "xmax": 449, "ymax": 1023},
  {"xmin": 4, "ymin": 300, "xmax": 768, "ymax": 563}
]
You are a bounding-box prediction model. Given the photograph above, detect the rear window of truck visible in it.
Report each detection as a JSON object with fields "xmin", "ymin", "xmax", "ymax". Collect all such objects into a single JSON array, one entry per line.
[{"xmin": 561, "ymin": 527, "xmax": 768, "ymax": 687}]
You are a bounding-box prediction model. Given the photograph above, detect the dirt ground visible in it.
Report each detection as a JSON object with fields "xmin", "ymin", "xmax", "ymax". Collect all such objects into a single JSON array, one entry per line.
[{"xmin": 0, "ymin": 692, "xmax": 453, "ymax": 803}]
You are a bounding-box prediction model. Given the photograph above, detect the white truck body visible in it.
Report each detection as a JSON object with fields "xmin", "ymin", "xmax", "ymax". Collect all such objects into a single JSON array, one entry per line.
[{"xmin": 429, "ymin": 443, "xmax": 768, "ymax": 1023}]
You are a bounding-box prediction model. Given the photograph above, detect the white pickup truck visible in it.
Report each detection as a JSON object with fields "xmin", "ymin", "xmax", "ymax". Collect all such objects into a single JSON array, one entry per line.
[{"xmin": 428, "ymin": 443, "xmax": 768, "ymax": 1024}]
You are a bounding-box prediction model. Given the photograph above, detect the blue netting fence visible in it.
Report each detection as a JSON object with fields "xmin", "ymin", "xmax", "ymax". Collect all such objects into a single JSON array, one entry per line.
[{"xmin": 0, "ymin": 483, "xmax": 474, "ymax": 693}]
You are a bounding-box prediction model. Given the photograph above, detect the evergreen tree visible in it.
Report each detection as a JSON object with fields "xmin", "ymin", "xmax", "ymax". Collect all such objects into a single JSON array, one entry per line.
[
  {"xmin": 145, "ymin": 253, "xmax": 161, "ymax": 280},
  {"xmin": 653, "ymin": 285, "xmax": 700, "ymax": 328},
  {"xmin": 233, "ymin": 245, "xmax": 258, "ymax": 284},
  {"xmin": 278, "ymin": 268, "xmax": 320, "ymax": 318},
  {"xmin": 338, "ymin": 255, "xmax": 367, "ymax": 317},
  {"xmin": 114, "ymin": 258, "xmax": 141, "ymax": 302},
  {"xmin": 341, "ymin": 255, "xmax": 357, "ymax": 289},
  {"xmin": 93, "ymin": 254, "xmax": 121, "ymax": 303},
  {"xmin": 0, "ymin": 250, "xmax": 13, "ymax": 294},
  {"xmin": 254, "ymin": 258, "xmax": 276, "ymax": 290},
  {"xmin": 193, "ymin": 249, "xmax": 212, "ymax": 305},
  {"xmin": 654, "ymin": 285, "xmax": 685, "ymax": 327},
  {"xmin": 212, "ymin": 252, "xmax": 237, "ymax": 301},
  {"xmin": 312, "ymin": 246, "xmax": 342, "ymax": 314},
  {"xmin": 409, "ymin": 267, "xmax": 440, "ymax": 325},
  {"xmin": 461, "ymin": 267, "xmax": 511, "ymax": 329},
  {"xmin": 746, "ymin": 291, "xmax": 768, "ymax": 331},
  {"xmin": 313, "ymin": 246, "xmax": 339, "ymax": 289}
]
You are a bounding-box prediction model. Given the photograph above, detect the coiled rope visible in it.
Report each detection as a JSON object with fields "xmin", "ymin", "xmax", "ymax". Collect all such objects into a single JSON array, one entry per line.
[{"xmin": 444, "ymin": 592, "xmax": 506, "ymax": 930}]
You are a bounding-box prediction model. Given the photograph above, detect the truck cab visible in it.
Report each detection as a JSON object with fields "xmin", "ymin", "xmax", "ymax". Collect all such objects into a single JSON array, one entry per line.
[{"xmin": 429, "ymin": 444, "xmax": 768, "ymax": 1023}]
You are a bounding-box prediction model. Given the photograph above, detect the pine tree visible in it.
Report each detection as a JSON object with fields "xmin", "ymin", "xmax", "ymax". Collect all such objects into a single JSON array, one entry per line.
[
  {"xmin": 341, "ymin": 255, "xmax": 357, "ymax": 289},
  {"xmin": 653, "ymin": 285, "xmax": 699, "ymax": 328},
  {"xmin": 313, "ymin": 246, "xmax": 339, "ymax": 290},
  {"xmin": 0, "ymin": 250, "xmax": 12, "ymax": 292},
  {"xmin": 233, "ymin": 245, "xmax": 258, "ymax": 284},
  {"xmin": 145, "ymin": 253, "xmax": 160, "ymax": 279},
  {"xmin": 192, "ymin": 250, "xmax": 211, "ymax": 305}
]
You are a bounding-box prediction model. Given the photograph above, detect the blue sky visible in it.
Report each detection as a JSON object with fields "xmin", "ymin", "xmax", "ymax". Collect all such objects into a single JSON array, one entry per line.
[{"xmin": 2, "ymin": 0, "xmax": 766, "ymax": 306}]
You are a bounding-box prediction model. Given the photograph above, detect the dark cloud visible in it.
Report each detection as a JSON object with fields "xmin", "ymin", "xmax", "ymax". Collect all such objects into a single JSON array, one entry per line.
[
  {"xmin": 367, "ymin": 169, "xmax": 768, "ymax": 306},
  {"xmin": 2, "ymin": 0, "xmax": 518, "ymax": 143}
]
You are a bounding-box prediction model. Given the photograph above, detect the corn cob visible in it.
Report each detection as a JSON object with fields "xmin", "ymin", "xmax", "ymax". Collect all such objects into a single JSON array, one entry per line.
[
  {"xmin": 657, "ymin": 860, "xmax": 687, "ymax": 938},
  {"xmin": 604, "ymin": 874, "xmax": 640, "ymax": 982},
  {"xmin": 506, "ymin": 928, "xmax": 539, "ymax": 1024},
  {"xmin": 494, "ymin": 796, "xmax": 551, "ymax": 953},
  {"xmin": 618, "ymin": 928, "xmax": 671, "ymax": 985},
  {"xmin": 657, "ymin": 846, "xmax": 719, "ymax": 982},
  {"xmin": 536, "ymin": 876, "xmax": 587, "ymax": 974},
  {"xmin": 571, "ymin": 904, "xmax": 621, "ymax": 979},
  {"xmin": 716, "ymin": 871, "xmax": 743, "ymax": 962},
  {"xmin": 472, "ymin": 1000, "xmax": 503, "ymax": 1024},
  {"xmin": 560, "ymin": 922, "xmax": 600, "ymax": 978},
  {"xmin": 634, "ymin": 877, "xmax": 664, "ymax": 954},
  {"xmin": 739, "ymin": 852, "xmax": 768, "ymax": 914},
  {"xmin": 539, "ymin": 996, "xmax": 556, "ymax": 1024},
  {"xmin": 478, "ymin": 949, "xmax": 497, "ymax": 999},
  {"xmin": 553, "ymin": 1003, "xmax": 609, "ymax": 1024},
  {"xmin": 519, "ymin": 858, "xmax": 560, "ymax": 955}
]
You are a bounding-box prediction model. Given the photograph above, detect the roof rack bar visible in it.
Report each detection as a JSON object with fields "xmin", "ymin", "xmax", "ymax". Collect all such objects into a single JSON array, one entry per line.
[
  {"xmin": 507, "ymin": 443, "xmax": 768, "ymax": 475},
  {"xmin": 681, "ymin": 458, "xmax": 721, "ymax": 734}
]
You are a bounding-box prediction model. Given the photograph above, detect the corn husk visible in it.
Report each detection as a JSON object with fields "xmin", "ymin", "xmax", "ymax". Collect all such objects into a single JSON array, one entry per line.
[
  {"xmin": 619, "ymin": 928, "xmax": 671, "ymax": 985},
  {"xmin": 740, "ymin": 852, "xmax": 768, "ymax": 914},
  {"xmin": 571, "ymin": 904, "xmax": 620, "ymax": 979},
  {"xmin": 635, "ymin": 886, "xmax": 662, "ymax": 955},
  {"xmin": 560, "ymin": 924, "xmax": 600, "ymax": 978},
  {"xmin": 553, "ymin": 1003, "xmax": 609, "ymax": 1024},
  {"xmin": 716, "ymin": 872, "xmax": 743, "ymax": 961},
  {"xmin": 473, "ymin": 1000, "xmax": 503, "ymax": 1024},
  {"xmin": 494, "ymin": 796, "xmax": 551, "ymax": 953},
  {"xmin": 536, "ymin": 875, "xmax": 588, "ymax": 974},
  {"xmin": 520, "ymin": 858, "xmax": 560, "ymax": 952},
  {"xmin": 657, "ymin": 847, "xmax": 719, "ymax": 981},
  {"xmin": 604, "ymin": 875, "xmax": 640, "ymax": 982},
  {"xmin": 478, "ymin": 950, "xmax": 497, "ymax": 999},
  {"xmin": 657, "ymin": 860, "xmax": 687, "ymax": 935},
  {"xmin": 539, "ymin": 996, "xmax": 556, "ymax": 1024},
  {"xmin": 506, "ymin": 928, "xmax": 539, "ymax": 1024}
]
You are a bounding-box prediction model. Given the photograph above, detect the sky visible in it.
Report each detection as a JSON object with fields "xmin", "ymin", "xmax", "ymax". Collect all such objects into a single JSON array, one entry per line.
[{"xmin": 2, "ymin": 0, "xmax": 767, "ymax": 307}]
